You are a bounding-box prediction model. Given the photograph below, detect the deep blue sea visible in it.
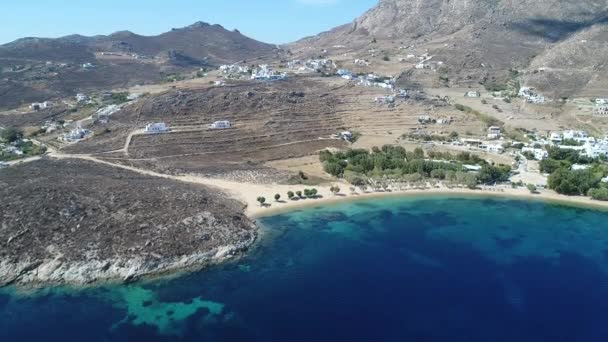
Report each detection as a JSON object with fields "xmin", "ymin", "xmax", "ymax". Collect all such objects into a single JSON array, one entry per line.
[{"xmin": 2, "ymin": 195, "xmax": 608, "ymax": 341}]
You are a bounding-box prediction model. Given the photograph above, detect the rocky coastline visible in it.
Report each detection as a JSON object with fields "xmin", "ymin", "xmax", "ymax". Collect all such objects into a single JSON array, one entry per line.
[
  {"xmin": 0, "ymin": 230, "xmax": 257, "ymax": 288},
  {"xmin": 0, "ymin": 158, "xmax": 259, "ymax": 289}
]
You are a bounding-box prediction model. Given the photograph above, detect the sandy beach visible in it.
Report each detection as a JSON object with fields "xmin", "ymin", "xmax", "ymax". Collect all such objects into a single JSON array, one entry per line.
[
  {"xmin": 229, "ymin": 181, "xmax": 608, "ymax": 219},
  {"xmin": 49, "ymin": 153, "xmax": 608, "ymax": 219}
]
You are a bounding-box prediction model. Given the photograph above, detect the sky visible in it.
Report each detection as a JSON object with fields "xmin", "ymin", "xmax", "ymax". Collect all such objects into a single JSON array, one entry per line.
[{"xmin": 0, "ymin": 0, "xmax": 378, "ymax": 45}]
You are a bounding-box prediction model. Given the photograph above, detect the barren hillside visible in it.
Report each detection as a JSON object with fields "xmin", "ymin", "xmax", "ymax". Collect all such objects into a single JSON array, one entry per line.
[
  {"xmin": 0, "ymin": 22, "xmax": 281, "ymax": 108},
  {"xmin": 294, "ymin": 0, "xmax": 608, "ymax": 97}
]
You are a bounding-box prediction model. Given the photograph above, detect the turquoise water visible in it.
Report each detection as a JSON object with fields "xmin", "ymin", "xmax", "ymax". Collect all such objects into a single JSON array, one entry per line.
[{"xmin": 2, "ymin": 195, "xmax": 608, "ymax": 341}]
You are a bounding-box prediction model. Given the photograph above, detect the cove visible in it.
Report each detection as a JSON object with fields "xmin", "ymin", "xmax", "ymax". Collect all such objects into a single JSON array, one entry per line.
[{"xmin": 2, "ymin": 195, "xmax": 608, "ymax": 341}]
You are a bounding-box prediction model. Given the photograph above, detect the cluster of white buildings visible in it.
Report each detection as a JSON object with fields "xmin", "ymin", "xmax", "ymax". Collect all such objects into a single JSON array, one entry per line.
[
  {"xmin": 219, "ymin": 64, "xmax": 250, "ymax": 75},
  {"xmin": 337, "ymin": 69, "xmax": 353, "ymax": 80},
  {"xmin": 547, "ymin": 130, "xmax": 608, "ymax": 159},
  {"xmin": 41, "ymin": 120, "xmax": 60, "ymax": 134},
  {"xmin": 61, "ymin": 127, "xmax": 91, "ymax": 142},
  {"xmin": 357, "ymin": 74, "xmax": 395, "ymax": 90},
  {"xmin": 518, "ymin": 87, "xmax": 547, "ymax": 104},
  {"xmin": 560, "ymin": 141, "xmax": 608, "ymax": 159},
  {"xmin": 251, "ymin": 65, "xmax": 287, "ymax": 81},
  {"xmin": 354, "ymin": 59, "xmax": 370, "ymax": 66},
  {"xmin": 593, "ymin": 98, "xmax": 608, "ymax": 117},
  {"xmin": 1, "ymin": 143, "xmax": 24, "ymax": 156},
  {"xmin": 288, "ymin": 59, "xmax": 335, "ymax": 73},
  {"xmin": 76, "ymin": 93, "xmax": 89, "ymax": 103},
  {"xmin": 550, "ymin": 130, "xmax": 591, "ymax": 145},
  {"xmin": 93, "ymin": 105, "xmax": 121, "ymax": 124}
]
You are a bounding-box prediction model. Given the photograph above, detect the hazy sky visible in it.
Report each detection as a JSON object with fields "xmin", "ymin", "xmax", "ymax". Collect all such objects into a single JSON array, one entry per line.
[{"xmin": 0, "ymin": 0, "xmax": 378, "ymax": 45}]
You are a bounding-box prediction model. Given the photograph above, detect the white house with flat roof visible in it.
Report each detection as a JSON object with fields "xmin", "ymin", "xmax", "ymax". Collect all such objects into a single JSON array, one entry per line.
[
  {"xmin": 144, "ymin": 123, "xmax": 170, "ymax": 134},
  {"xmin": 487, "ymin": 126, "xmax": 501, "ymax": 140},
  {"xmin": 209, "ymin": 120, "xmax": 232, "ymax": 129}
]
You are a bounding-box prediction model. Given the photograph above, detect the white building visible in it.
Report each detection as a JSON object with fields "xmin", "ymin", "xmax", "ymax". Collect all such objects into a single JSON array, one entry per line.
[
  {"xmin": 418, "ymin": 116, "xmax": 432, "ymax": 124},
  {"xmin": 563, "ymin": 130, "xmax": 591, "ymax": 144},
  {"xmin": 584, "ymin": 142, "xmax": 608, "ymax": 159},
  {"xmin": 354, "ymin": 59, "xmax": 370, "ymax": 66},
  {"xmin": 337, "ymin": 69, "xmax": 352, "ymax": 77},
  {"xmin": 519, "ymin": 87, "xmax": 546, "ymax": 104},
  {"xmin": 82, "ymin": 63, "xmax": 95, "ymax": 69},
  {"xmin": 209, "ymin": 120, "xmax": 232, "ymax": 129},
  {"xmin": 144, "ymin": 123, "xmax": 170, "ymax": 134},
  {"xmin": 465, "ymin": 91, "xmax": 481, "ymax": 98},
  {"xmin": 340, "ymin": 131, "xmax": 353, "ymax": 142},
  {"xmin": 594, "ymin": 106, "xmax": 608, "ymax": 117},
  {"xmin": 572, "ymin": 164, "xmax": 590, "ymax": 171},
  {"xmin": 76, "ymin": 93, "xmax": 90, "ymax": 103},
  {"xmin": 550, "ymin": 132, "xmax": 562, "ymax": 144},
  {"xmin": 62, "ymin": 127, "xmax": 91, "ymax": 142},
  {"xmin": 436, "ymin": 117, "xmax": 453, "ymax": 125},
  {"xmin": 522, "ymin": 147, "xmax": 549, "ymax": 160},
  {"xmin": 30, "ymin": 101, "xmax": 53, "ymax": 111},
  {"xmin": 486, "ymin": 144, "xmax": 505, "ymax": 154},
  {"xmin": 251, "ymin": 65, "xmax": 286, "ymax": 81},
  {"xmin": 0, "ymin": 161, "xmax": 8, "ymax": 169},
  {"xmin": 487, "ymin": 126, "xmax": 501, "ymax": 140},
  {"xmin": 595, "ymin": 98, "xmax": 608, "ymax": 105},
  {"xmin": 463, "ymin": 164, "xmax": 483, "ymax": 172},
  {"xmin": 375, "ymin": 95, "xmax": 395, "ymax": 104}
]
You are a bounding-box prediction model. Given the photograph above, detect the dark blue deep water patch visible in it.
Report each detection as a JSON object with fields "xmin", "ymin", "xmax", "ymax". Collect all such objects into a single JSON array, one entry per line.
[{"xmin": 2, "ymin": 196, "xmax": 608, "ymax": 341}]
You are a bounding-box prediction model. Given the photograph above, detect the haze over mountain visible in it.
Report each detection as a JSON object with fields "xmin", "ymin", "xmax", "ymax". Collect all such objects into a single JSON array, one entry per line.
[
  {"xmin": 297, "ymin": 0, "xmax": 608, "ymax": 97},
  {"xmin": 0, "ymin": 22, "xmax": 279, "ymax": 108}
]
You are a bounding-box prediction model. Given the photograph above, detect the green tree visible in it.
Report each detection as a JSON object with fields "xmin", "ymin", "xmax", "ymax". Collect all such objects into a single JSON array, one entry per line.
[
  {"xmin": 330, "ymin": 185, "xmax": 340, "ymax": 195},
  {"xmin": 323, "ymin": 161, "xmax": 345, "ymax": 177},
  {"xmin": 527, "ymin": 184, "xmax": 538, "ymax": 194},
  {"xmin": 413, "ymin": 147, "xmax": 425, "ymax": 160},
  {"xmin": 296, "ymin": 191, "xmax": 303, "ymax": 198},
  {"xmin": 1, "ymin": 127, "xmax": 23, "ymax": 143},
  {"xmin": 287, "ymin": 191, "xmax": 295, "ymax": 199},
  {"xmin": 548, "ymin": 168, "xmax": 601, "ymax": 195},
  {"xmin": 274, "ymin": 194, "xmax": 281, "ymax": 202},
  {"xmin": 589, "ymin": 188, "xmax": 608, "ymax": 201},
  {"xmin": 257, "ymin": 197, "xmax": 266, "ymax": 206}
]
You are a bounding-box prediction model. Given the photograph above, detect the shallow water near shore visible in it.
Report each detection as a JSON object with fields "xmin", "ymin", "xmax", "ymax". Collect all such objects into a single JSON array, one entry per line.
[{"xmin": 3, "ymin": 195, "xmax": 608, "ymax": 341}]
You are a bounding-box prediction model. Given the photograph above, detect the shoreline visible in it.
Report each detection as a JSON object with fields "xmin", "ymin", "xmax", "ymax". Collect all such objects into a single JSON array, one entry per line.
[{"xmin": 247, "ymin": 185, "xmax": 608, "ymax": 219}]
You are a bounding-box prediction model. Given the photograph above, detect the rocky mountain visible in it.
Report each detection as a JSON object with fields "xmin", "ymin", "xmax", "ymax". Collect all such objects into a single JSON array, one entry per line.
[
  {"xmin": 298, "ymin": 0, "xmax": 608, "ymax": 97},
  {"xmin": 0, "ymin": 22, "xmax": 280, "ymax": 108}
]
